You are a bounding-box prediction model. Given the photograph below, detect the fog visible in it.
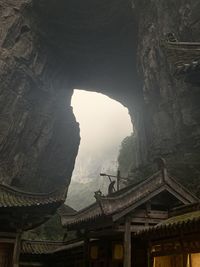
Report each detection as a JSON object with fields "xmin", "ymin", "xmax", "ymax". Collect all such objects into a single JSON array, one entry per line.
[{"xmin": 70, "ymin": 89, "xmax": 133, "ymax": 184}]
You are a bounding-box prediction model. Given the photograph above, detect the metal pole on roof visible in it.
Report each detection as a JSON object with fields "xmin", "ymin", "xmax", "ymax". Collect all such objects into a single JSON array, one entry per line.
[
  {"xmin": 100, "ymin": 170, "xmax": 128, "ymax": 192},
  {"xmin": 117, "ymin": 170, "xmax": 120, "ymax": 191}
]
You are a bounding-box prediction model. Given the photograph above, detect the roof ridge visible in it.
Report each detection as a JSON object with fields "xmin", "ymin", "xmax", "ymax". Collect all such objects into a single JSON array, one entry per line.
[
  {"xmin": 0, "ymin": 183, "xmax": 66, "ymax": 199},
  {"xmin": 63, "ymin": 172, "xmax": 163, "ymax": 218},
  {"xmin": 64, "ymin": 202, "xmax": 98, "ymax": 217},
  {"xmin": 22, "ymin": 239, "xmax": 66, "ymax": 245},
  {"xmin": 166, "ymin": 174, "xmax": 199, "ymax": 201},
  {"xmin": 102, "ymin": 171, "xmax": 162, "ymax": 200},
  {"xmin": 0, "ymin": 183, "xmax": 67, "ymax": 209}
]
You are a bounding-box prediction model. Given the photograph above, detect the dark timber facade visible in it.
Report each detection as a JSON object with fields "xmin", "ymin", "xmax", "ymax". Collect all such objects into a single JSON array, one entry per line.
[
  {"xmin": 0, "ymin": 167, "xmax": 199, "ymax": 267},
  {"xmin": 138, "ymin": 203, "xmax": 200, "ymax": 267},
  {"xmin": 57, "ymin": 168, "xmax": 198, "ymax": 267},
  {"xmin": 0, "ymin": 184, "xmax": 66, "ymax": 267}
]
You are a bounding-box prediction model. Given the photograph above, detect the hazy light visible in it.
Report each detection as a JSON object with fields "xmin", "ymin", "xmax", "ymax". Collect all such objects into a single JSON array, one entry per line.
[{"xmin": 71, "ymin": 89, "xmax": 133, "ymax": 183}]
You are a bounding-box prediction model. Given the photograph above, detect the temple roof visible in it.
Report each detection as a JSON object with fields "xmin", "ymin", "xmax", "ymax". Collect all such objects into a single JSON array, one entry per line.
[
  {"xmin": 57, "ymin": 204, "xmax": 76, "ymax": 216},
  {"xmin": 161, "ymin": 209, "xmax": 200, "ymax": 227},
  {"xmin": 21, "ymin": 239, "xmax": 84, "ymax": 255},
  {"xmin": 21, "ymin": 240, "xmax": 64, "ymax": 255},
  {"xmin": 61, "ymin": 170, "xmax": 199, "ymax": 229},
  {"xmin": 0, "ymin": 184, "xmax": 66, "ymax": 208},
  {"xmin": 137, "ymin": 203, "xmax": 200, "ymax": 238},
  {"xmin": 0, "ymin": 184, "xmax": 67, "ymax": 231}
]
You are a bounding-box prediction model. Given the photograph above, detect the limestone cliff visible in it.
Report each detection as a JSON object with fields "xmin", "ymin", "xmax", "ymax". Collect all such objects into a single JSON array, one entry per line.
[
  {"xmin": 0, "ymin": 0, "xmax": 79, "ymax": 191},
  {"xmin": 133, "ymin": 0, "xmax": 200, "ymax": 192},
  {"xmin": 0, "ymin": 0, "xmax": 200, "ymax": 192}
]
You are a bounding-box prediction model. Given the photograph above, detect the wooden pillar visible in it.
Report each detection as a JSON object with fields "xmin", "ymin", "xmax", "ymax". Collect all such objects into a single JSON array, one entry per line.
[
  {"xmin": 147, "ymin": 242, "xmax": 151, "ymax": 267},
  {"xmin": 13, "ymin": 232, "xmax": 22, "ymax": 267},
  {"xmin": 84, "ymin": 238, "xmax": 90, "ymax": 267},
  {"xmin": 123, "ymin": 217, "xmax": 131, "ymax": 267}
]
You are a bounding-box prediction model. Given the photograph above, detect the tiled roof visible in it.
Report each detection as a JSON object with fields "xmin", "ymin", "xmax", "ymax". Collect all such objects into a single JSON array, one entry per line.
[
  {"xmin": 61, "ymin": 171, "xmax": 199, "ymax": 228},
  {"xmin": 160, "ymin": 210, "xmax": 200, "ymax": 226},
  {"xmin": 61, "ymin": 202, "xmax": 102, "ymax": 227},
  {"xmin": 52, "ymin": 240, "xmax": 84, "ymax": 253},
  {"xmin": 137, "ymin": 207, "xmax": 200, "ymax": 238},
  {"xmin": 21, "ymin": 239, "xmax": 84, "ymax": 255},
  {"xmin": 57, "ymin": 204, "xmax": 76, "ymax": 216},
  {"xmin": 21, "ymin": 240, "xmax": 64, "ymax": 255},
  {"xmin": 0, "ymin": 184, "xmax": 66, "ymax": 208}
]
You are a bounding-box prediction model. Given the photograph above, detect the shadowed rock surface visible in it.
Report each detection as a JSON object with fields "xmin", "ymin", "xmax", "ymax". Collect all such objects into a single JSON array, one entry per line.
[{"xmin": 0, "ymin": 0, "xmax": 200, "ymax": 192}]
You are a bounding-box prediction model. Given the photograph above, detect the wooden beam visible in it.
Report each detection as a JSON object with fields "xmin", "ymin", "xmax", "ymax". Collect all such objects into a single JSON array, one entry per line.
[
  {"xmin": 87, "ymin": 229, "xmax": 123, "ymax": 238},
  {"xmin": 147, "ymin": 241, "xmax": 151, "ymax": 267},
  {"xmin": 164, "ymin": 185, "xmax": 191, "ymax": 204},
  {"xmin": 123, "ymin": 217, "xmax": 131, "ymax": 267},
  {"xmin": 13, "ymin": 232, "xmax": 22, "ymax": 267},
  {"xmin": 165, "ymin": 177, "xmax": 199, "ymax": 203},
  {"xmin": 131, "ymin": 217, "xmax": 162, "ymax": 224},
  {"xmin": 113, "ymin": 186, "xmax": 167, "ymax": 221},
  {"xmin": 133, "ymin": 209, "xmax": 168, "ymax": 219},
  {"xmin": 118, "ymin": 225, "xmax": 150, "ymax": 233},
  {"xmin": 20, "ymin": 263, "xmax": 44, "ymax": 266}
]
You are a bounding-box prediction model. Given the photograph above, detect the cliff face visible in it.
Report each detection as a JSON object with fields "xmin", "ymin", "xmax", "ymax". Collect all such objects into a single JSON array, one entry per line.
[
  {"xmin": 0, "ymin": 0, "xmax": 79, "ymax": 191},
  {"xmin": 133, "ymin": 0, "xmax": 200, "ymax": 191},
  {"xmin": 0, "ymin": 0, "xmax": 200, "ymax": 192}
]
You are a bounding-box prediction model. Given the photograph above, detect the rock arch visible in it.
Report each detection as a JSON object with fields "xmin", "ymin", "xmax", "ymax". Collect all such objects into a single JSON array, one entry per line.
[{"xmin": 0, "ymin": 0, "xmax": 200, "ymax": 193}]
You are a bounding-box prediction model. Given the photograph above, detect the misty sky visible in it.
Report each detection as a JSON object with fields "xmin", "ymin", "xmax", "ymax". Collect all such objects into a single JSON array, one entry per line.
[{"xmin": 70, "ymin": 89, "xmax": 133, "ymax": 183}]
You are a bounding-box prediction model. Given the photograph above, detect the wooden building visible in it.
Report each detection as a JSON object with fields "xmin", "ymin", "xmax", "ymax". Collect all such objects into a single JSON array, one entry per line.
[
  {"xmin": 58, "ymin": 168, "xmax": 199, "ymax": 267},
  {"xmin": 138, "ymin": 203, "xmax": 200, "ymax": 267},
  {"xmin": 20, "ymin": 240, "xmax": 64, "ymax": 267},
  {"xmin": 0, "ymin": 183, "xmax": 66, "ymax": 267},
  {"xmin": 19, "ymin": 204, "xmax": 200, "ymax": 267},
  {"xmin": 162, "ymin": 37, "xmax": 200, "ymax": 85}
]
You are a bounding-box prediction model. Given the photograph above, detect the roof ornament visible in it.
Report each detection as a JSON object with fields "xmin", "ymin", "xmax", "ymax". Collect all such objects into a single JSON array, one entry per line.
[
  {"xmin": 154, "ymin": 157, "xmax": 167, "ymax": 181},
  {"xmin": 108, "ymin": 181, "xmax": 116, "ymax": 195},
  {"xmin": 94, "ymin": 190, "xmax": 104, "ymax": 214}
]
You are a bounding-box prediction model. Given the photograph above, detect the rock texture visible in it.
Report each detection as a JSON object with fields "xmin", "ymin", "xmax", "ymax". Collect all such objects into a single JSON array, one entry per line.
[
  {"xmin": 0, "ymin": 0, "xmax": 200, "ymax": 193},
  {"xmin": 0, "ymin": 0, "xmax": 79, "ymax": 191},
  {"xmin": 133, "ymin": 0, "xmax": 200, "ymax": 193}
]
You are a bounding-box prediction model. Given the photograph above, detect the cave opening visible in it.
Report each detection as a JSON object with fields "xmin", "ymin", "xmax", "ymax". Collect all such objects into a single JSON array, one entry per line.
[{"xmin": 67, "ymin": 89, "xmax": 133, "ymax": 210}]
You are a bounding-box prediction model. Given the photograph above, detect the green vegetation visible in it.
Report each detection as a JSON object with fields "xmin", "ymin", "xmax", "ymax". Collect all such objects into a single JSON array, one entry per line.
[
  {"xmin": 118, "ymin": 134, "xmax": 200, "ymax": 198},
  {"xmin": 67, "ymin": 177, "xmax": 110, "ymax": 210},
  {"xmin": 23, "ymin": 214, "xmax": 66, "ymax": 241},
  {"xmin": 118, "ymin": 133, "xmax": 136, "ymax": 177}
]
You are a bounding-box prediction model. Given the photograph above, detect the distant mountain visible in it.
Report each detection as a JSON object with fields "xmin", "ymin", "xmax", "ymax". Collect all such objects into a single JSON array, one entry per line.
[
  {"xmin": 66, "ymin": 145, "xmax": 119, "ymax": 210},
  {"xmin": 66, "ymin": 177, "xmax": 110, "ymax": 210}
]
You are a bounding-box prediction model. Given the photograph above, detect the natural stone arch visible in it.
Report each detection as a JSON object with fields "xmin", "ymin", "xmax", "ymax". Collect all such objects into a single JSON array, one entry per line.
[{"xmin": 0, "ymin": 0, "xmax": 200, "ymax": 194}]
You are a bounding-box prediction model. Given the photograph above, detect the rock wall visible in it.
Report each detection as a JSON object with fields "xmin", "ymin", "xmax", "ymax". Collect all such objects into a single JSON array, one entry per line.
[
  {"xmin": 0, "ymin": 0, "xmax": 200, "ymax": 193},
  {"xmin": 132, "ymin": 0, "xmax": 200, "ymax": 192},
  {"xmin": 0, "ymin": 0, "xmax": 79, "ymax": 191}
]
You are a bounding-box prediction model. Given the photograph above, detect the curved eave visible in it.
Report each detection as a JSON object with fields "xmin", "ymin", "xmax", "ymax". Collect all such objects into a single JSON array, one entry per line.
[
  {"xmin": 61, "ymin": 203, "xmax": 103, "ymax": 228},
  {"xmin": 62, "ymin": 171, "xmax": 199, "ymax": 228},
  {"xmin": 0, "ymin": 184, "xmax": 66, "ymax": 208},
  {"xmin": 137, "ymin": 209, "xmax": 200, "ymax": 239},
  {"xmin": 21, "ymin": 240, "xmax": 65, "ymax": 255}
]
